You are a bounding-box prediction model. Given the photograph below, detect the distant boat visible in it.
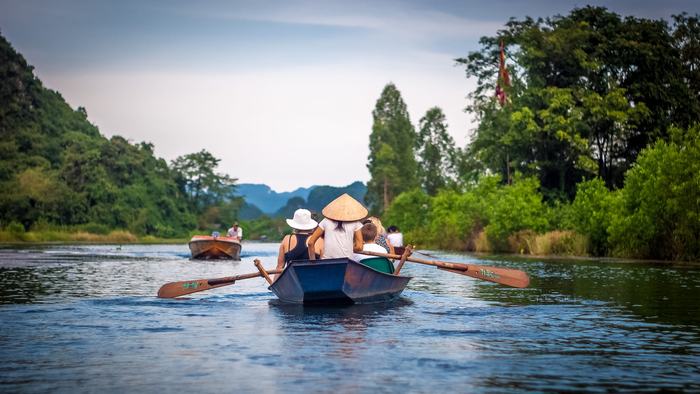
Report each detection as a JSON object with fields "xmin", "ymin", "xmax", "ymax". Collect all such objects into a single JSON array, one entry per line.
[
  {"xmin": 188, "ymin": 235, "xmax": 241, "ymax": 260},
  {"xmin": 269, "ymin": 257, "xmax": 410, "ymax": 305}
]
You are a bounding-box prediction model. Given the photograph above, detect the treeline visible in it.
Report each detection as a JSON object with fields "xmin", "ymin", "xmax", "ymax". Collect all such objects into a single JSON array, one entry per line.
[
  {"xmin": 0, "ymin": 33, "xmax": 241, "ymax": 238},
  {"xmin": 368, "ymin": 7, "xmax": 700, "ymax": 261}
]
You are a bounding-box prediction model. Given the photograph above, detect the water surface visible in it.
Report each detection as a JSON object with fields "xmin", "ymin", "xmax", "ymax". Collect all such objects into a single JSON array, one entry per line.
[{"xmin": 1, "ymin": 243, "xmax": 699, "ymax": 393}]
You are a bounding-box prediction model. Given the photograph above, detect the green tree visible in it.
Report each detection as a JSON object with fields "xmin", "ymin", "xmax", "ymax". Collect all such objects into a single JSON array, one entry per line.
[
  {"xmin": 457, "ymin": 7, "xmax": 699, "ymax": 197},
  {"xmin": 416, "ymin": 107, "xmax": 459, "ymax": 195},
  {"xmin": 171, "ymin": 150, "xmax": 235, "ymax": 214},
  {"xmin": 366, "ymin": 83, "xmax": 418, "ymax": 213}
]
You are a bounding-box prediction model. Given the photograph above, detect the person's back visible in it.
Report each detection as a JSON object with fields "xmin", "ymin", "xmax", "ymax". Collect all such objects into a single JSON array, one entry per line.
[
  {"xmin": 319, "ymin": 218, "xmax": 362, "ymax": 259},
  {"xmin": 306, "ymin": 193, "xmax": 368, "ymax": 260},
  {"xmin": 387, "ymin": 225, "xmax": 403, "ymax": 247}
]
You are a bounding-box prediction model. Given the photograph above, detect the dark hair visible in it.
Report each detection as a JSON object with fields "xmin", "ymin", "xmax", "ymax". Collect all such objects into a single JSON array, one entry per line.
[
  {"xmin": 388, "ymin": 225, "xmax": 399, "ymax": 233},
  {"xmin": 334, "ymin": 220, "xmax": 344, "ymax": 231},
  {"xmin": 360, "ymin": 223, "xmax": 377, "ymax": 242}
]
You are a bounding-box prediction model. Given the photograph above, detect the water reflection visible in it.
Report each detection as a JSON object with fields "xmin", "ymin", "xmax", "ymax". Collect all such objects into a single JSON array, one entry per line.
[
  {"xmin": 1, "ymin": 244, "xmax": 699, "ymax": 392},
  {"xmin": 270, "ymin": 299, "xmax": 413, "ymax": 361},
  {"xmin": 465, "ymin": 256, "xmax": 700, "ymax": 330}
]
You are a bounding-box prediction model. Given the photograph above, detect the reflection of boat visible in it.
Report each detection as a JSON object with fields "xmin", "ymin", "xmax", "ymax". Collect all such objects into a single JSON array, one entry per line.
[
  {"xmin": 188, "ymin": 235, "xmax": 241, "ymax": 260},
  {"xmin": 269, "ymin": 258, "xmax": 411, "ymax": 305},
  {"xmin": 269, "ymin": 297, "xmax": 414, "ymax": 317}
]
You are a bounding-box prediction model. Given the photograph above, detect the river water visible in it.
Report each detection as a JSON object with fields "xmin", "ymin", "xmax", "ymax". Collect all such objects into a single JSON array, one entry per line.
[{"xmin": 1, "ymin": 243, "xmax": 699, "ymax": 393}]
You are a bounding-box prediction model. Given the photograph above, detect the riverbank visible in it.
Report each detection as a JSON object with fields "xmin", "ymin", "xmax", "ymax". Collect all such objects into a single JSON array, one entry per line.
[{"xmin": 0, "ymin": 229, "xmax": 187, "ymax": 244}]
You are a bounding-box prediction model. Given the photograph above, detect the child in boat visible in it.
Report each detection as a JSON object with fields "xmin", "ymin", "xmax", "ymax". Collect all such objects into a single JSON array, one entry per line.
[
  {"xmin": 274, "ymin": 209, "xmax": 322, "ymax": 281},
  {"xmin": 353, "ymin": 223, "xmax": 387, "ymax": 261},
  {"xmin": 363, "ymin": 216, "xmax": 394, "ymax": 254},
  {"xmin": 306, "ymin": 193, "xmax": 367, "ymax": 259}
]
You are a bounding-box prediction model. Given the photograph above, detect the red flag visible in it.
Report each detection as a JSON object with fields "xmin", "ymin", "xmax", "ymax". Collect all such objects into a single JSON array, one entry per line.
[{"xmin": 496, "ymin": 40, "xmax": 510, "ymax": 106}]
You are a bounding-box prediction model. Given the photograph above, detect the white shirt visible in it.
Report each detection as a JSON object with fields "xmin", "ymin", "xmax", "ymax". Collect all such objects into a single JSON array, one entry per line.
[
  {"xmin": 387, "ymin": 232, "xmax": 403, "ymax": 247},
  {"xmin": 227, "ymin": 226, "xmax": 242, "ymax": 239},
  {"xmin": 353, "ymin": 243, "xmax": 387, "ymax": 262},
  {"xmin": 318, "ymin": 218, "xmax": 362, "ymax": 259}
]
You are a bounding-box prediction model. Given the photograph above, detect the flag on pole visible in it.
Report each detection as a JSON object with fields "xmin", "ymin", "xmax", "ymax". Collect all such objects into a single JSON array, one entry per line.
[{"xmin": 495, "ymin": 40, "xmax": 510, "ymax": 106}]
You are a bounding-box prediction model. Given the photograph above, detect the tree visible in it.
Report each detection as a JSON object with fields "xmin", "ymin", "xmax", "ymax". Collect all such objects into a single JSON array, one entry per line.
[
  {"xmin": 457, "ymin": 7, "xmax": 700, "ymax": 198},
  {"xmin": 416, "ymin": 107, "xmax": 459, "ymax": 195},
  {"xmin": 171, "ymin": 150, "xmax": 235, "ymax": 214},
  {"xmin": 366, "ymin": 83, "xmax": 418, "ymax": 213}
]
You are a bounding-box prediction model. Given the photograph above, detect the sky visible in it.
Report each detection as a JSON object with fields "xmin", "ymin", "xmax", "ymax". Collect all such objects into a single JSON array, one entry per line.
[{"xmin": 1, "ymin": 0, "xmax": 699, "ymax": 191}]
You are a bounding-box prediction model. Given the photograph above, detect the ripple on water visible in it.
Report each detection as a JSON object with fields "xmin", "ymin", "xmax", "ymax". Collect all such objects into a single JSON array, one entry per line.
[{"xmin": 0, "ymin": 244, "xmax": 700, "ymax": 393}]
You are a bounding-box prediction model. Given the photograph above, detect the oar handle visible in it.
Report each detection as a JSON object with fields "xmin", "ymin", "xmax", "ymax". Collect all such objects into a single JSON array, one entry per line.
[
  {"xmin": 360, "ymin": 250, "xmax": 469, "ymax": 271},
  {"xmin": 394, "ymin": 244, "xmax": 413, "ymax": 275},
  {"xmin": 254, "ymin": 259, "xmax": 274, "ymax": 285}
]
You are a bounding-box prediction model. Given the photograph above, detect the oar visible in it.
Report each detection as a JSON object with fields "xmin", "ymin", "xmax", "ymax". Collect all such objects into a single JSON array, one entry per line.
[
  {"xmin": 157, "ymin": 267, "xmax": 282, "ymax": 298},
  {"xmin": 360, "ymin": 250, "xmax": 530, "ymax": 288}
]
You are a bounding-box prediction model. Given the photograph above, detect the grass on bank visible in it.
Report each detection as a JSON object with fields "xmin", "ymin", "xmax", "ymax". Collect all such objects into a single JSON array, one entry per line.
[
  {"xmin": 420, "ymin": 229, "xmax": 589, "ymax": 257},
  {"xmin": 0, "ymin": 228, "xmax": 187, "ymax": 244}
]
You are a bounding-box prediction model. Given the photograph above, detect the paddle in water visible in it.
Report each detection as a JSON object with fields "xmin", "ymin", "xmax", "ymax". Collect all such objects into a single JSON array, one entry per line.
[
  {"xmin": 157, "ymin": 264, "xmax": 282, "ymax": 298},
  {"xmin": 359, "ymin": 249, "xmax": 530, "ymax": 288}
]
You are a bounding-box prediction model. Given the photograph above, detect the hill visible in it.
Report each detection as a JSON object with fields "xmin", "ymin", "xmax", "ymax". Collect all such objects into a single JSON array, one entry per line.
[
  {"xmin": 234, "ymin": 184, "xmax": 313, "ymax": 214},
  {"xmin": 0, "ymin": 32, "xmax": 196, "ymax": 235}
]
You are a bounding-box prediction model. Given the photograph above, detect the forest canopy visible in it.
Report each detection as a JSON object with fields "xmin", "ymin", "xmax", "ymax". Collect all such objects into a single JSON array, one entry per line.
[{"xmin": 368, "ymin": 7, "xmax": 700, "ymax": 260}]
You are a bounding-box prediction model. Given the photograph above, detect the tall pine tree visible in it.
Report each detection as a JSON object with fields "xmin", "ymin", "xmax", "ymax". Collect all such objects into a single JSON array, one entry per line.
[
  {"xmin": 416, "ymin": 107, "xmax": 458, "ymax": 195},
  {"xmin": 366, "ymin": 83, "xmax": 418, "ymax": 214}
]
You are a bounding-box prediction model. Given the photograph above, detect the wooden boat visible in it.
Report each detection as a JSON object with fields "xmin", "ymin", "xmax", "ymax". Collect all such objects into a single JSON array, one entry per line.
[
  {"xmin": 269, "ymin": 257, "xmax": 411, "ymax": 305},
  {"xmin": 188, "ymin": 235, "xmax": 241, "ymax": 260}
]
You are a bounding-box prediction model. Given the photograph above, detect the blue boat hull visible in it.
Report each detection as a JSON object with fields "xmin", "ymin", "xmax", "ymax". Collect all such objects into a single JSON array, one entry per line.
[{"xmin": 269, "ymin": 258, "xmax": 411, "ymax": 305}]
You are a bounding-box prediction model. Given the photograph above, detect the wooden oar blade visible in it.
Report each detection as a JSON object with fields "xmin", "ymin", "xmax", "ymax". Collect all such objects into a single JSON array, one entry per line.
[
  {"xmin": 157, "ymin": 278, "xmax": 235, "ymax": 298},
  {"xmin": 156, "ymin": 268, "xmax": 283, "ymax": 298},
  {"xmin": 438, "ymin": 266, "xmax": 530, "ymax": 288}
]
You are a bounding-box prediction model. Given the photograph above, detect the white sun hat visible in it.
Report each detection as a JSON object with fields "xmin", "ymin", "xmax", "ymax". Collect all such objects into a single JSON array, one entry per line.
[{"xmin": 286, "ymin": 208, "xmax": 318, "ymax": 231}]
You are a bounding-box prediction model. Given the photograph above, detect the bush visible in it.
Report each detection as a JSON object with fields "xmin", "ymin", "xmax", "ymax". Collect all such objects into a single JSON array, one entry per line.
[
  {"xmin": 609, "ymin": 125, "xmax": 700, "ymax": 260},
  {"xmin": 485, "ymin": 176, "xmax": 549, "ymax": 251},
  {"xmin": 384, "ymin": 188, "xmax": 431, "ymax": 244},
  {"xmin": 6, "ymin": 221, "xmax": 25, "ymax": 234},
  {"xmin": 565, "ymin": 178, "xmax": 619, "ymax": 256}
]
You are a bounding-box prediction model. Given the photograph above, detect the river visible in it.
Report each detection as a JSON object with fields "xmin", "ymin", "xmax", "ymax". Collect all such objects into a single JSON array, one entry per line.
[{"xmin": 1, "ymin": 243, "xmax": 699, "ymax": 393}]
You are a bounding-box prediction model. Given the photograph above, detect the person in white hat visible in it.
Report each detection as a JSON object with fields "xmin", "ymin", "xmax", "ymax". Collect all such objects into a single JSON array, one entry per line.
[
  {"xmin": 274, "ymin": 208, "xmax": 321, "ymax": 280},
  {"xmin": 306, "ymin": 193, "xmax": 368, "ymax": 260}
]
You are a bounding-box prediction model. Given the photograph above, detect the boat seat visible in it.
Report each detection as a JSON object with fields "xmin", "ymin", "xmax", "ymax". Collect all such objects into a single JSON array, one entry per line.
[{"xmin": 358, "ymin": 257, "xmax": 395, "ymax": 274}]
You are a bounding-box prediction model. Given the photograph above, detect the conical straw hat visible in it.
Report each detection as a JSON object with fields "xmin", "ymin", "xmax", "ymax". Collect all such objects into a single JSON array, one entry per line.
[{"xmin": 322, "ymin": 193, "xmax": 368, "ymax": 222}]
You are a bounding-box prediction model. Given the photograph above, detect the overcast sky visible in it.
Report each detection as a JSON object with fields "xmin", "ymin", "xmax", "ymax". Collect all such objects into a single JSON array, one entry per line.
[{"xmin": 1, "ymin": 0, "xmax": 698, "ymax": 191}]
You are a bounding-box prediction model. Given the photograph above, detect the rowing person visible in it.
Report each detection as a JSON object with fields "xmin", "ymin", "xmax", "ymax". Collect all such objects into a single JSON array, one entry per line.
[
  {"xmin": 306, "ymin": 193, "xmax": 367, "ymax": 259},
  {"xmin": 274, "ymin": 208, "xmax": 322, "ymax": 281}
]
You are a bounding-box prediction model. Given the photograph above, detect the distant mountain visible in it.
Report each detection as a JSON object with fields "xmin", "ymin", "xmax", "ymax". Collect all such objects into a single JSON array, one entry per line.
[
  {"xmin": 238, "ymin": 201, "xmax": 265, "ymax": 220},
  {"xmin": 235, "ymin": 182, "xmax": 367, "ymax": 219},
  {"xmin": 234, "ymin": 184, "xmax": 313, "ymax": 214},
  {"xmin": 305, "ymin": 181, "xmax": 367, "ymax": 213}
]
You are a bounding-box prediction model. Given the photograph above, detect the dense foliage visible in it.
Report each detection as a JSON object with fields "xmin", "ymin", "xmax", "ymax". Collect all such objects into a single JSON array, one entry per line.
[
  {"xmin": 377, "ymin": 8, "xmax": 700, "ymax": 261},
  {"xmin": 456, "ymin": 7, "xmax": 700, "ymax": 198}
]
